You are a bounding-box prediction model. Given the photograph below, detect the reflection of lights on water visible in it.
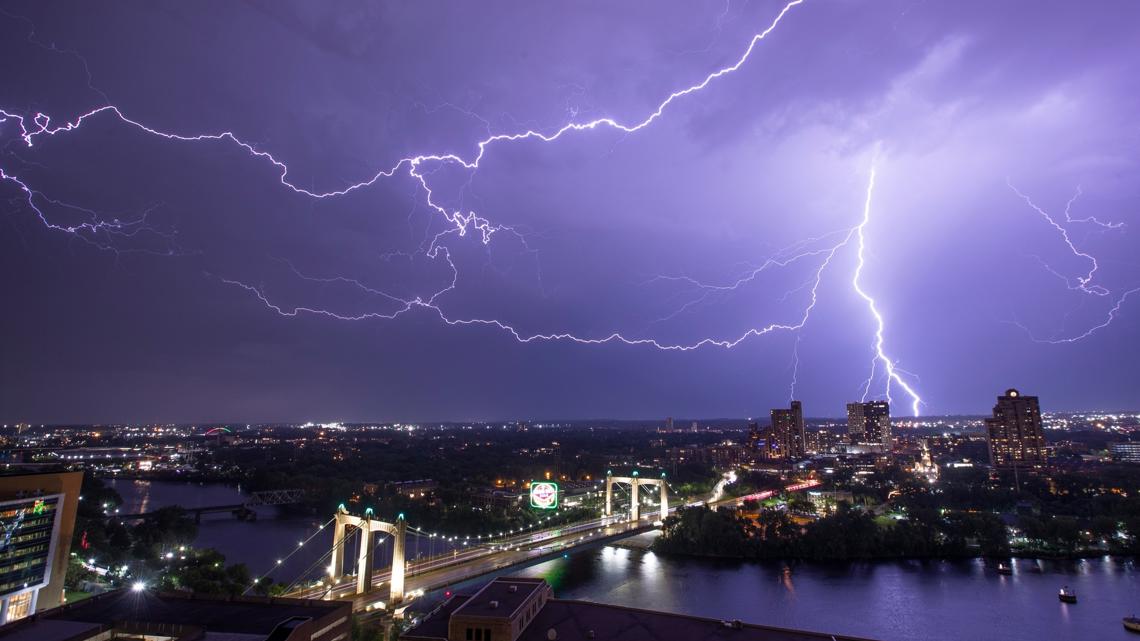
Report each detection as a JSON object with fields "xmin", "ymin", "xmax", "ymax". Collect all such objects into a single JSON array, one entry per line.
[
  {"xmin": 641, "ymin": 551, "xmax": 660, "ymax": 581},
  {"xmin": 780, "ymin": 565, "xmax": 795, "ymax": 594}
]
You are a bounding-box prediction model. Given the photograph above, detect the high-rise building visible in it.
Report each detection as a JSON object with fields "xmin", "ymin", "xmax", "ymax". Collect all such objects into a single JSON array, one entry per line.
[
  {"xmin": 985, "ymin": 388, "xmax": 1046, "ymax": 468},
  {"xmin": 770, "ymin": 401, "xmax": 806, "ymax": 459},
  {"xmin": 0, "ymin": 470, "xmax": 82, "ymax": 623},
  {"xmin": 747, "ymin": 421, "xmax": 778, "ymax": 460},
  {"xmin": 665, "ymin": 417, "xmax": 674, "ymax": 432},
  {"xmin": 846, "ymin": 401, "xmax": 891, "ymax": 447}
]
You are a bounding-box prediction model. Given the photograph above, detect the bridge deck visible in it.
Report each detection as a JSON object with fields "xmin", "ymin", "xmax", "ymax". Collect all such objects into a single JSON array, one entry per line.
[{"xmin": 291, "ymin": 479, "xmax": 822, "ymax": 612}]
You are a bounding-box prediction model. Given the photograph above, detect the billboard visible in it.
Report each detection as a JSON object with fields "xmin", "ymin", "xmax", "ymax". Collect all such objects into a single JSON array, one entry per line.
[{"xmin": 529, "ymin": 481, "xmax": 559, "ymax": 509}]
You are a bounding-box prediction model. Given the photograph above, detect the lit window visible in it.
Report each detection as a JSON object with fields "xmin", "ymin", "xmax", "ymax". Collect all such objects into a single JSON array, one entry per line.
[{"xmin": 5, "ymin": 592, "xmax": 34, "ymax": 622}]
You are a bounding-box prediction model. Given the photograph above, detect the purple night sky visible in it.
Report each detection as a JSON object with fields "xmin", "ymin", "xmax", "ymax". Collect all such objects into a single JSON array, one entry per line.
[{"xmin": 2, "ymin": 1, "xmax": 1138, "ymax": 423}]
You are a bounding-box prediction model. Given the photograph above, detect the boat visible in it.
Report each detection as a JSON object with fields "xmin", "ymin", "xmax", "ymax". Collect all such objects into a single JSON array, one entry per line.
[
  {"xmin": 1124, "ymin": 616, "xmax": 1140, "ymax": 634},
  {"xmin": 1058, "ymin": 586, "xmax": 1077, "ymax": 604},
  {"xmin": 996, "ymin": 563, "xmax": 1013, "ymax": 575}
]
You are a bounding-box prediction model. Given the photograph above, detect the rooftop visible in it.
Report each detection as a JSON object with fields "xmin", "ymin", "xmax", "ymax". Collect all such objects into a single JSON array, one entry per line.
[
  {"xmin": 452, "ymin": 577, "xmax": 547, "ymax": 620},
  {"xmin": 519, "ymin": 599, "xmax": 877, "ymax": 641},
  {"xmin": 0, "ymin": 589, "xmax": 349, "ymax": 641},
  {"xmin": 403, "ymin": 577, "xmax": 877, "ymax": 641},
  {"xmin": 403, "ymin": 595, "xmax": 472, "ymax": 641}
]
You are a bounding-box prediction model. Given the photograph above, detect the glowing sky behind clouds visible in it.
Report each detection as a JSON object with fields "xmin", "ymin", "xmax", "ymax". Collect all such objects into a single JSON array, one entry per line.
[{"xmin": 1, "ymin": 0, "xmax": 1137, "ymax": 422}]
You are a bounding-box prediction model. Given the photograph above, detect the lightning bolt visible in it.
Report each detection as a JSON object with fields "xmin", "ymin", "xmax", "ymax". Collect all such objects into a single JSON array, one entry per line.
[
  {"xmin": 0, "ymin": 164, "xmax": 176, "ymax": 254},
  {"xmin": 788, "ymin": 333, "xmax": 802, "ymax": 403},
  {"xmin": 1061, "ymin": 186, "xmax": 1125, "ymax": 230},
  {"xmin": 3, "ymin": 1, "xmax": 932, "ymax": 414},
  {"xmin": 2, "ymin": 0, "xmax": 806, "ymax": 242},
  {"xmin": 1006, "ymin": 181, "xmax": 1135, "ymax": 343},
  {"xmin": 1007, "ymin": 180, "xmax": 1112, "ymax": 296},
  {"xmin": 852, "ymin": 167, "xmax": 922, "ymax": 416}
]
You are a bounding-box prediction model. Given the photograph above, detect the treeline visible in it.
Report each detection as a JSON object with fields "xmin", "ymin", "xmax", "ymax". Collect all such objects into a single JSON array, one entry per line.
[{"xmin": 655, "ymin": 504, "xmax": 1007, "ymax": 560}]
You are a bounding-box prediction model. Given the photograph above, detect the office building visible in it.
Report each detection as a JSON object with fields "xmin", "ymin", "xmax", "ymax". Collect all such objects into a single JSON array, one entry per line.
[
  {"xmin": 1110, "ymin": 442, "xmax": 1140, "ymax": 464},
  {"xmin": 770, "ymin": 401, "xmax": 806, "ymax": 459},
  {"xmin": 985, "ymin": 389, "xmax": 1046, "ymax": 468},
  {"xmin": 0, "ymin": 471, "xmax": 82, "ymax": 624},
  {"xmin": 0, "ymin": 588, "xmax": 350, "ymax": 641},
  {"xmin": 846, "ymin": 401, "xmax": 891, "ymax": 447},
  {"xmin": 402, "ymin": 576, "xmax": 876, "ymax": 641}
]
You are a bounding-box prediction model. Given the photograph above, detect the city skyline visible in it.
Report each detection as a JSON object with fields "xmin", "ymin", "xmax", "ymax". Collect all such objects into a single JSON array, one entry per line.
[
  {"xmin": 3, "ymin": 1, "xmax": 1139, "ymax": 423},
  {"xmin": 6, "ymin": 398, "xmax": 1137, "ymax": 428}
]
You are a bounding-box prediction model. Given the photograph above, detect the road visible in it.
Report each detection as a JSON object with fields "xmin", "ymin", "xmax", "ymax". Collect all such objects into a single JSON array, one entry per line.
[{"xmin": 290, "ymin": 477, "xmax": 821, "ymax": 611}]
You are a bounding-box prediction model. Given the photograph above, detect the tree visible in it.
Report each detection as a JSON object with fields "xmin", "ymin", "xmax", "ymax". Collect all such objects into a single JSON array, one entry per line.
[
  {"xmin": 653, "ymin": 506, "xmax": 753, "ymax": 557},
  {"xmin": 131, "ymin": 507, "xmax": 198, "ymax": 559},
  {"xmin": 164, "ymin": 549, "xmax": 251, "ymax": 597}
]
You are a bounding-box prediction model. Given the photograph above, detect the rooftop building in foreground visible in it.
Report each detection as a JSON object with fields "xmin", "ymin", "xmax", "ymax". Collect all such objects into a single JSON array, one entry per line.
[
  {"xmin": 403, "ymin": 577, "xmax": 876, "ymax": 641},
  {"xmin": 0, "ymin": 470, "xmax": 82, "ymax": 623},
  {"xmin": 0, "ymin": 588, "xmax": 351, "ymax": 641}
]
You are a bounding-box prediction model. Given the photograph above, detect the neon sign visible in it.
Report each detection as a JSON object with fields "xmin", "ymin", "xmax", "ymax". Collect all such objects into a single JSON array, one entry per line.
[{"xmin": 529, "ymin": 481, "xmax": 559, "ymax": 510}]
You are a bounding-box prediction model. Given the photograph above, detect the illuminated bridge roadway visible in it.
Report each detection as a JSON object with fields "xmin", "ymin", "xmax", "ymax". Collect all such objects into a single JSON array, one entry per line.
[{"xmin": 285, "ymin": 479, "xmax": 821, "ymax": 613}]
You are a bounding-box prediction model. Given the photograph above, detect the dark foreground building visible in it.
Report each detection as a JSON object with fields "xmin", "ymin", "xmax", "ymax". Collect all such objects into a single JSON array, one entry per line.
[
  {"xmin": 403, "ymin": 577, "xmax": 876, "ymax": 641},
  {"xmin": 985, "ymin": 388, "xmax": 1047, "ymax": 469},
  {"xmin": 0, "ymin": 470, "xmax": 82, "ymax": 622},
  {"xmin": 0, "ymin": 588, "xmax": 350, "ymax": 641}
]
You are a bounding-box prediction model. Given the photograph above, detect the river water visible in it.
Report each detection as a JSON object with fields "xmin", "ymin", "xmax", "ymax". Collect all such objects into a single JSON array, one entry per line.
[
  {"xmin": 106, "ymin": 479, "xmax": 458, "ymax": 581},
  {"xmin": 108, "ymin": 479, "xmax": 1139, "ymax": 640}
]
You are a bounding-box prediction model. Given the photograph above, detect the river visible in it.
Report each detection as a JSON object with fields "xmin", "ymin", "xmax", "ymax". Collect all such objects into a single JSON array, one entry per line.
[
  {"xmin": 106, "ymin": 478, "xmax": 461, "ymax": 581},
  {"xmin": 108, "ymin": 479, "xmax": 1138, "ymax": 640}
]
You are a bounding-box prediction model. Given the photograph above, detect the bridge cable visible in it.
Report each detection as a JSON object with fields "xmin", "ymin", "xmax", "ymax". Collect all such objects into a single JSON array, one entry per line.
[{"xmin": 243, "ymin": 516, "xmax": 335, "ymax": 595}]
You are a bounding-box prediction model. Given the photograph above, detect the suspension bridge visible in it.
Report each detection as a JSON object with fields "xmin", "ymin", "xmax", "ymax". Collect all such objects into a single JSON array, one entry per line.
[{"xmin": 251, "ymin": 474, "xmax": 819, "ymax": 613}]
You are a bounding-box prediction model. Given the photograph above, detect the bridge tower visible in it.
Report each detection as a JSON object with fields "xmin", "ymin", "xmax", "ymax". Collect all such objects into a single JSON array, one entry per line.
[
  {"xmin": 605, "ymin": 470, "xmax": 668, "ymax": 523},
  {"xmin": 330, "ymin": 505, "xmax": 407, "ymax": 603}
]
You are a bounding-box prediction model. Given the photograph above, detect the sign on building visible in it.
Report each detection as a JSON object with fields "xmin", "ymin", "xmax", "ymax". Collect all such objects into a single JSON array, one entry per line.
[{"xmin": 529, "ymin": 481, "xmax": 559, "ymax": 510}]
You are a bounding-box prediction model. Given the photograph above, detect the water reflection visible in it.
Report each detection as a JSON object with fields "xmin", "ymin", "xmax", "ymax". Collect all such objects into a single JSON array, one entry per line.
[
  {"xmin": 108, "ymin": 481, "xmax": 1138, "ymax": 641},
  {"xmin": 780, "ymin": 564, "xmax": 795, "ymax": 594},
  {"xmin": 519, "ymin": 549, "xmax": 1139, "ymax": 641},
  {"xmin": 107, "ymin": 479, "xmax": 326, "ymax": 576}
]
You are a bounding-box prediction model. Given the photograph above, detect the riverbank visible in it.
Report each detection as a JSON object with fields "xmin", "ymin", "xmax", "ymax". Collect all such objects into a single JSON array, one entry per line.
[{"xmin": 655, "ymin": 503, "xmax": 1139, "ymax": 562}]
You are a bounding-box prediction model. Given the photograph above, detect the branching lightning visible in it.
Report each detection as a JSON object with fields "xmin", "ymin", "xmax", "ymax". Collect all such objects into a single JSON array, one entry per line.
[
  {"xmin": 852, "ymin": 167, "xmax": 922, "ymax": 415},
  {"xmin": 2, "ymin": 0, "xmax": 807, "ymax": 246},
  {"xmin": 1007, "ymin": 181, "xmax": 1136, "ymax": 343},
  {"xmin": 1, "ymin": 0, "xmax": 933, "ymax": 413}
]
